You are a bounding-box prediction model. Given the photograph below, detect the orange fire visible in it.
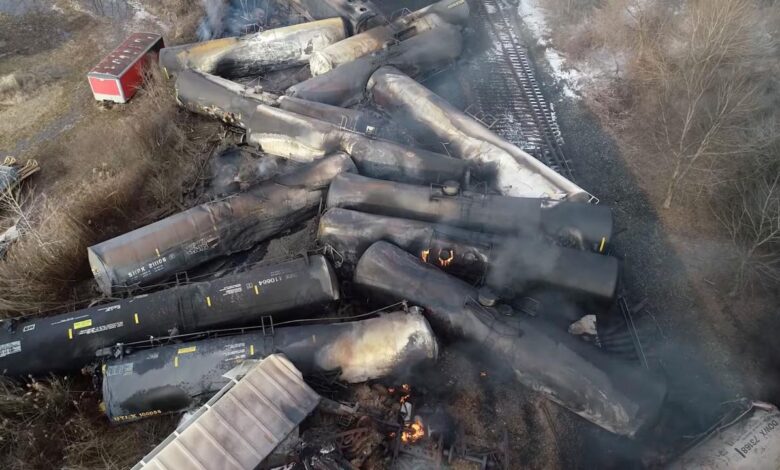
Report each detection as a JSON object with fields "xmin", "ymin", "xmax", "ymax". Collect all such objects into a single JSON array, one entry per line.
[
  {"xmin": 438, "ymin": 249, "xmax": 455, "ymax": 267},
  {"xmin": 401, "ymin": 418, "xmax": 425, "ymax": 444},
  {"xmin": 421, "ymin": 249, "xmax": 430, "ymax": 263}
]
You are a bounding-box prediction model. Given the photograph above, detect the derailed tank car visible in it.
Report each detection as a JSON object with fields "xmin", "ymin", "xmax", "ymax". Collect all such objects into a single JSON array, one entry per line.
[
  {"xmin": 353, "ymin": 241, "xmax": 666, "ymax": 437},
  {"xmin": 326, "ymin": 173, "xmax": 613, "ymax": 251},
  {"xmin": 88, "ymin": 154, "xmax": 355, "ymax": 295},
  {"xmin": 286, "ymin": 25, "xmax": 464, "ymax": 108},
  {"xmin": 244, "ymin": 105, "xmax": 470, "ymax": 185},
  {"xmin": 308, "ymin": 0, "xmax": 470, "ymax": 76},
  {"xmin": 369, "ymin": 66, "xmax": 590, "ymax": 200},
  {"xmin": 159, "ymin": 18, "xmax": 348, "ymax": 77},
  {"xmin": 0, "ymin": 255, "xmax": 339, "ymax": 376},
  {"xmin": 318, "ymin": 208, "xmax": 618, "ymax": 302},
  {"xmin": 102, "ymin": 310, "xmax": 437, "ymax": 423}
]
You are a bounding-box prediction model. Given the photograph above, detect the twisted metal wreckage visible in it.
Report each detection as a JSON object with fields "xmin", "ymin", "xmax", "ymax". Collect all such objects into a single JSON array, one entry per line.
[{"xmin": 4, "ymin": 0, "xmax": 768, "ymax": 468}]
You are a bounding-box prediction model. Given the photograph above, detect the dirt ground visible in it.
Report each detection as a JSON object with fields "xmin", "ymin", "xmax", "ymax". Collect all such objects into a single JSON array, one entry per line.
[{"xmin": 0, "ymin": 0, "xmax": 199, "ymax": 187}]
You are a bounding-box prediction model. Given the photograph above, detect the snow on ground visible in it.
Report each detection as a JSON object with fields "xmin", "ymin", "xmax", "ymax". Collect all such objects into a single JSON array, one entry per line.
[
  {"xmin": 128, "ymin": 0, "xmax": 171, "ymax": 32},
  {"xmin": 517, "ymin": 0, "xmax": 583, "ymax": 99}
]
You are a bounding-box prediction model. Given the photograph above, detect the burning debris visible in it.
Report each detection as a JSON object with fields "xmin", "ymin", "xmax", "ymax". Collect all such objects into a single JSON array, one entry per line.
[{"xmin": 6, "ymin": 1, "xmax": 768, "ymax": 468}]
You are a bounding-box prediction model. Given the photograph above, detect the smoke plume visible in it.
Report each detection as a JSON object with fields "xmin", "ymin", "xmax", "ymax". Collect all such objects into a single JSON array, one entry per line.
[{"xmin": 197, "ymin": 0, "xmax": 271, "ymax": 41}]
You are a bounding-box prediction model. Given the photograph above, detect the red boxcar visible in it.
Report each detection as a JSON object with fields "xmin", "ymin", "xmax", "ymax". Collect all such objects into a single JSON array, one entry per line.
[{"xmin": 87, "ymin": 32, "xmax": 165, "ymax": 104}]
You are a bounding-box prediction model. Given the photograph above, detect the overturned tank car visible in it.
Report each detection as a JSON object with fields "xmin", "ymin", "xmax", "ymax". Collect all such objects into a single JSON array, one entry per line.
[
  {"xmin": 309, "ymin": 0, "xmax": 470, "ymax": 76},
  {"xmin": 318, "ymin": 208, "xmax": 618, "ymax": 302},
  {"xmin": 369, "ymin": 66, "xmax": 589, "ymax": 200},
  {"xmin": 353, "ymin": 241, "xmax": 666, "ymax": 437},
  {"xmin": 160, "ymin": 18, "xmax": 348, "ymax": 77},
  {"xmin": 102, "ymin": 310, "xmax": 437, "ymax": 423},
  {"xmin": 326, "ymin": 173, "xmax": 613, "ymax": 250},
  {"xmin": 0, "ymin": 255, "xmax": 339, "ymax": 376},
  {"xmin": 286, "ymin": 25, "xmax": 463, "ymax": 107},
  {"xmin": 278, "ymin": 96, "xmax": 380, "ymax": 134},
  {"xmin": 88, "ymin": 154, "xmax": 355, "ymax": 295},
  {"xmin": 245, "ymin": 105, "xmax": 470, "ymax": 185}
]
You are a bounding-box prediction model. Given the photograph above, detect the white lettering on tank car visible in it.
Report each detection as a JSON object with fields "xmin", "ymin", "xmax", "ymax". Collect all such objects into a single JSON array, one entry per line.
[
  {"xmin": 219, "ymin": 284, "xmax": 243, "ymax": 296},
  {"xmin": 0, "ymin": 341, "xmax": 21, "ymax": 358},
  {"xmin": 77, "ymin": 321, "xmax": 124, "ymax": 336}
]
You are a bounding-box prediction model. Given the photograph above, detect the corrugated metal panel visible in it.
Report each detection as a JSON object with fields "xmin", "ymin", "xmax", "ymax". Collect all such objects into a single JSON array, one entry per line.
[{"xmin": 133, "ymin": 354, "xmax": 320, "ymax": 470}]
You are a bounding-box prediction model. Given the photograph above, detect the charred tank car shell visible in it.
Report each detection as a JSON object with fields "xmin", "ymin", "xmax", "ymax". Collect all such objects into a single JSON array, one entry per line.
[
  {"xmin": 368, "ymin": 66, "xmax": 589, "ymax": 200},
  {"xmin": 277, "ymin": 96, "xmax": 380, "ymax": 135},
  {"xmin": 326, "ymin": 173, "xmax": 613, "ymax": 250},
  {"xmin": 286, "ymin": 25, "xmax": 463, "ymax": 108},
  {"xmin": 353, "ymin": 241, "xmax": 665, "ymax": 437},
  {"xmin": 245, "ymin": 105, "xmax": 469, "ymax": 185},
  {"xmin": 318, "ymin": 208, "xmax": 618, "ymax": 302},
  {"xmin": 88, "ymin": 154, "xmax": 355, "ymax": 295},
  {"xmin": 0, "ymin": 255, "xmax": 339, "ymax": 377},
  {"xmin": 309, "ymin": 0, "xmax": 470, "ymax": 76},
  {"xmin": 102, "ymin": 311, "xmax": 437, "ymax": 423},
  {"xmin": 159, "ymin": 18, "xmax": 348, "ymax": 77}
]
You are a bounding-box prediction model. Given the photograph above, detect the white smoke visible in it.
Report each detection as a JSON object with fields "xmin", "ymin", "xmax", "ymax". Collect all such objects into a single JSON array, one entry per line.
[{"xmin": 197, "ymin": 0, "xmax": 270, "ymax": 41}]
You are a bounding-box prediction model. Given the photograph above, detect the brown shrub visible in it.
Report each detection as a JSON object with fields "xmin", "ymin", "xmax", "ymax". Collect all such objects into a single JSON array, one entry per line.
[
  {"xmin": 143, "ymin": 0, "xmax": 206, "ymax": 43},
  {"xmin": 0, "ymin": 67, "xmax": 220, "ymax": 317},
  {"xmin": 0, "ymin": 376, "xmax": 176, "ymax": 469}
]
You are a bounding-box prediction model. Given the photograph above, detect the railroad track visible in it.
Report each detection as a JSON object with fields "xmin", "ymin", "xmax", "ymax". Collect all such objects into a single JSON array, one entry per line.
[
  {"xmin": 463, "ymin": 0, "xmax": 655, "ymax": 366},
  {"xmin": 465, "ymin": 0, "xmax": 573, "ymax": 181}
]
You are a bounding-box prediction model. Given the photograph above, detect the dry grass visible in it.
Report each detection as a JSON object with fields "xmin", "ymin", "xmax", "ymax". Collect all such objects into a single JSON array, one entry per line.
[
  {"xmin": 0, "ymin": 5, "xmax": 215, "ymax": 467},
  {"xmin": 142, "ymin": 0, "xmax": 205, "ymax": 43},
  {"xmin": 540, "ymin": 0, "xmax": 780, "ymax": 291},
  {"xmin": 0, "ymin": 66, "xmax": 218, "ymax": 469},
  {"xmin": 0, "ymin": 376, "xmax": 176, "ymax": 469},
  {"xmin": 0, "ymin": 66, "xmax": 220, "ymax": 317}
]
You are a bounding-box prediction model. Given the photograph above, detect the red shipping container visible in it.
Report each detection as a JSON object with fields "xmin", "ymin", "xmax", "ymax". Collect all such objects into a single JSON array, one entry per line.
[{"xmin": 87, "ymin": 32, "xmax": 165, "ymax": 104}]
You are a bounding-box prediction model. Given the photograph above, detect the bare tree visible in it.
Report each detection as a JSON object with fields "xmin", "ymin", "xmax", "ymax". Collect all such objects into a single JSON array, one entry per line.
[
  {"xmin": 632, "ymin": 0, "xmax": 777, "ymax": 208},
  {"xmin": 714, "ymin": 171, "xmax": 780, "ymax": 294}
]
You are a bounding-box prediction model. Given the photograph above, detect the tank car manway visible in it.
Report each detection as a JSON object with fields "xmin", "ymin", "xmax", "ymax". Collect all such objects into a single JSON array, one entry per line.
[{"xmin": 466, "ymin": 0, "xmax": 572, "ymax": 180}]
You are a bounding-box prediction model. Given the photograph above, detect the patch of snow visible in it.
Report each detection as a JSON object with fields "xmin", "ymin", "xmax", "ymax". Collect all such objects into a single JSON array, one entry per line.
[
  {"xmin": 517, "ymin": 0, "xmax": 582, "ymax": 99},
  {"xmin": 517, "ymin": 0, "xmax": 549, "ymax": 44},
  {"xmin": 127, "ymin": 0, "xmax": 170, "ymax": 32}
]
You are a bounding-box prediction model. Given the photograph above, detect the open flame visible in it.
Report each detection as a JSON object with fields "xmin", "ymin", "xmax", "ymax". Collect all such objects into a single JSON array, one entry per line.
[
  {"xmin": 421, "ymin": 248, "xmax": 455, "ymax": 267},
  {"xmin": 401, "ymin": 418, "xmax": 425, "ymax": 444},
  {"xmin": 438, "ymin": 249, "xmax": 455, "ymax": 267}
]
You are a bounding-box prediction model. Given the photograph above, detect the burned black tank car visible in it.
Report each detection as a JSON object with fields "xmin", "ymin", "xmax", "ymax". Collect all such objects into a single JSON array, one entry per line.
[{"xmin": 0, "ymin": 255, "xmax": 339, "ymax": 377}]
